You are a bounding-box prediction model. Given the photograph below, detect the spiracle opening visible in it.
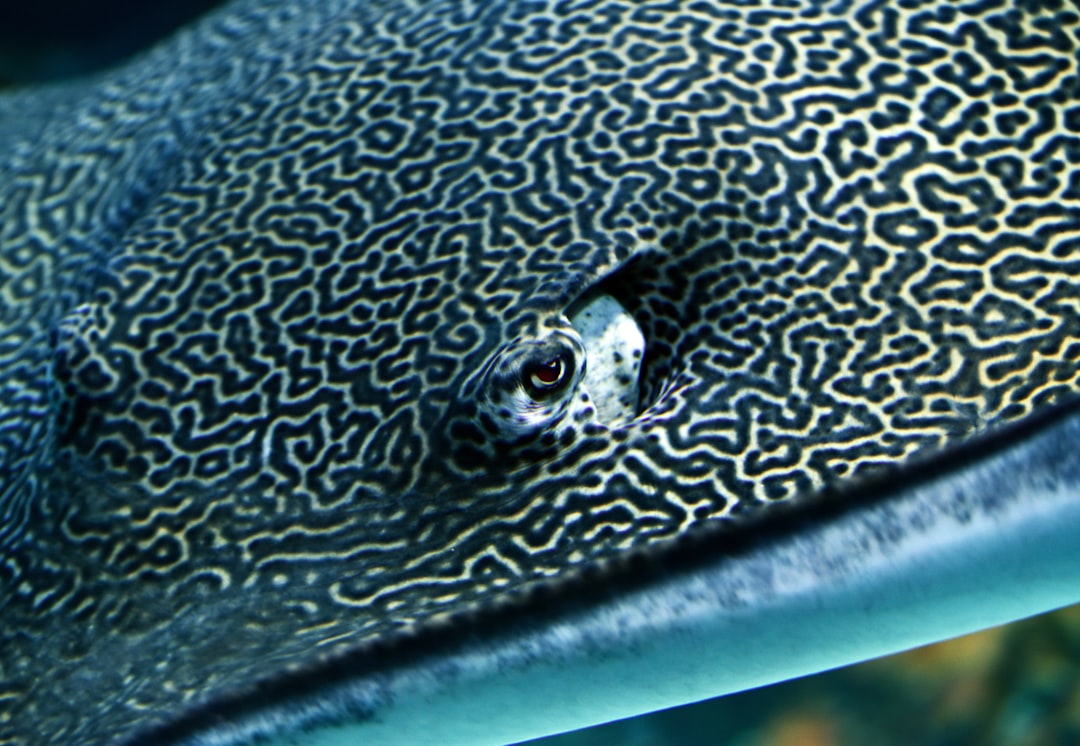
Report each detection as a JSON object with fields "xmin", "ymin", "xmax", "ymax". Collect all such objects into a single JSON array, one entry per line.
[
  {"xmin": 565, "ymin": 292, "xmax": 643, "ymax": 426},
  {"xmin": 565, "ymin": 249, "xmax": 694, "ymax": 424}
]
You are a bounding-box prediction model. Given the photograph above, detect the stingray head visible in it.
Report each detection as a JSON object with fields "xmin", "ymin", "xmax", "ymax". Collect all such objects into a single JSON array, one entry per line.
[{"xmin": 9, "ymin": 0, "xmax": 1080, "ymax": 743}]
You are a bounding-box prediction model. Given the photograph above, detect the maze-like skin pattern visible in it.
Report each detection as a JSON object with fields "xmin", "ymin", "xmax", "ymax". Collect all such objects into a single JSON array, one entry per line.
[{"xmin": 2, "ymin": 0, "xmax": 1079, "ymax": 743}]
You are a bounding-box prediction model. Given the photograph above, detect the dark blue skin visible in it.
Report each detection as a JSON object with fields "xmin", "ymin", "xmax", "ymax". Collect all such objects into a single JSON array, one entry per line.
[{"xmin": 1, "ymin": 0, "xmax": 1079, "ymax": 744}]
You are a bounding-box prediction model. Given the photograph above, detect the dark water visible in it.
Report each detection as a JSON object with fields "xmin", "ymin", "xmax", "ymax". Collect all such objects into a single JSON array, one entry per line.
[
  {"xmin": 3, "ymin": 3, "xmax": 1079, "ymax": 744},
  {"xmin": 0, "ymin": 0, "xmax": 227, "ymax": 85}
]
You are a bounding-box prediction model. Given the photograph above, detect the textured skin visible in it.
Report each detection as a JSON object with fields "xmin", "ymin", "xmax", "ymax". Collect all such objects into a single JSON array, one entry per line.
[{"xmin": 1, "ymin": 0, "xmax": 1079, "ymax": 743}]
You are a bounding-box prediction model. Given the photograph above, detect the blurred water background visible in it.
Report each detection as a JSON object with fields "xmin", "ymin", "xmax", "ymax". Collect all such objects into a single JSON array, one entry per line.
[
  {"xmin": 3, "ymin": 3, "xmax": 1078, "ymax": 744},
  {"xmin": 532, "ymin": 605, "xmax": 1080, "ymax": 746}
]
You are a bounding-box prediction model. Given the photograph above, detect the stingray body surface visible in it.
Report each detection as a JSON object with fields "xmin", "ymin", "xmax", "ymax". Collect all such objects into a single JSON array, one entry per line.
[{"xmin": 1, "ymin": 0, "xmax": 1079, "ymax": 744}]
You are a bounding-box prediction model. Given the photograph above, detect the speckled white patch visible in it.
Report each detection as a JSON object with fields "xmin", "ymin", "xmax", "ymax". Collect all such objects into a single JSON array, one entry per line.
[{"xmin": 568, "ymin": 294, "xmax": 644, "ymax": 425}]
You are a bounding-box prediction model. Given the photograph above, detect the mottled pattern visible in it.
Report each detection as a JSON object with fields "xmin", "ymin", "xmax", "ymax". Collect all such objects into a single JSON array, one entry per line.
[{"xmin": 1, "ymin": 0, "xmax": 1079, "ymax": 743}]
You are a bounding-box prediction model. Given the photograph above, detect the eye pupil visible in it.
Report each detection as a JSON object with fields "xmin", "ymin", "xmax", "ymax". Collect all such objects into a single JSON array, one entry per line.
[
  {"xmin": 533, "ymin": 359, "xmax": 562, "ymax": 385},
  {"xmin": 535, "ymin": 362, "xmax": 561, "ymax": 384}
]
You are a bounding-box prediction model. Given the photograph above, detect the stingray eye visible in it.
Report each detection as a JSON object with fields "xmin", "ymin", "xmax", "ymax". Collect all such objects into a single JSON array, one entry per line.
[
  {"xmin": 469, "ymin": 331, "xmax": 584, "ymax": 439},
  {"xmin": 524, "ymin": 352, "xmax": 571, "ymax": 397}
]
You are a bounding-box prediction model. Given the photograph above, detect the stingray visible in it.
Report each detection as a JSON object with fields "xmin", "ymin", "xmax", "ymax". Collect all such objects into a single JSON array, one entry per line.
[{"xmin": 1, "ymin": 0, "xmax": 1079, "ymax": 744}]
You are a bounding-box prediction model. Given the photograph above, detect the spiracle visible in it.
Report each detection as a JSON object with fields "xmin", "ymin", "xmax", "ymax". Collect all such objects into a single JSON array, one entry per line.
[{"xmin": 567, "ymin": 293, "xmax": 644, "ymax": 427}]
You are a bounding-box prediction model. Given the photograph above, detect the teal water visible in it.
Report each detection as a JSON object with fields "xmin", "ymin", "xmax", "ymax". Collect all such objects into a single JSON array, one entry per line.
[{"xmin": 531, "ymin": 605, "xmax": 1080, "ymax": 746}]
